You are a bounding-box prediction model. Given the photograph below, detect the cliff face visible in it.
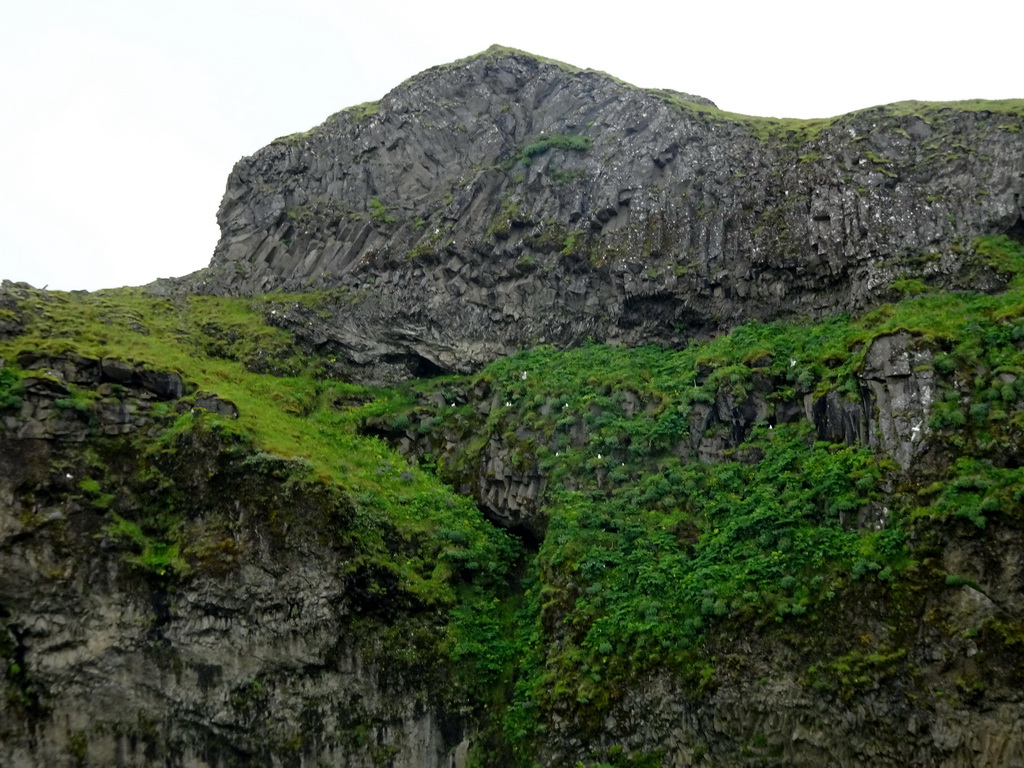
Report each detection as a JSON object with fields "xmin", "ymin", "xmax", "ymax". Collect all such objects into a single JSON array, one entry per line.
[
  {"xmin": 4, "ymin": 47, "xmax": 1024, "ymax": 768},
  {"xmin": 0, "ymin": 351, "xmax": 468, "ymax": 768},
  {"xmin": 4, "ymin": 283, "xmax": 1024, "ymax": 768},
  {"xmin": 177, "ymin": 45, "xmax": 1024, "ymax": 382},
  {"xmin": 365, "ymin": 332, "xmax": 938, "ymax": 538}
]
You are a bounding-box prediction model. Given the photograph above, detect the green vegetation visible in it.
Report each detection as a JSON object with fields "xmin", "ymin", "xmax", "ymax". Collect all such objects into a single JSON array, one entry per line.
[
  {"xmin": 520, "ymin": 134, "xmax": 593, "ymax": 165},
  {"xmin": 0, "ymin": 364, "xmax": 22, "ymax": 411},
  {"xmin": 361, "ymin": 232, "xmax": 1024, "ymax": 753},
  {"xmin": 272, "ymin": 126, "xmax": 317, "ymax": 145},
  {"xmin": 647, "ymin": 89, "xmax": 839, "ymax": 143},
  {"xmin": 976, "ymin": 233, "xmax": 1024, "ymax": 281},
  {"xmin": 515, "ymin": 421, "xmax": 904, "ymax": 716},
  {"xmin": 105, "ymin": 515, "xmax": 190, "ymax": 577},
  {"xmin": 3, "ymin": 230, "xmax": 1024, "ymax": 763},
  {"xmin": 272, "ymin": 99, "xmax": 381, "ymax": 145},
  {"xmin": 550, "ymin": 168, "xmax": 586, "ymax": 185},
  {"xmin": 889, "ymin": 277, "xmax": 933, "ymax": 296},
  {"xmin": 649, "ymin": 88, "xmax": 1024, "ymax": 145},
  {"xmin": 0, "ymin": 287, "xmax": 514, "ymax": 602},
  {"xmin": 368, "ymin": 197, "xmax": 396, "ymax": 225},
  {"xmin": 486, "ymin": 197, "xmax": 521, "ymax": 239}
]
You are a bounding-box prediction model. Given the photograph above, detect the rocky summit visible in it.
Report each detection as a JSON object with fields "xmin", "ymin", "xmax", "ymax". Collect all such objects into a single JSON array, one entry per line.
[
  {"xmin": 3, "ymin": 47, "xmax": 1024, "ymax": 768},
  {"xmin": 170, "ymin": 44, "xmax": 1024, "ymax": 384}
]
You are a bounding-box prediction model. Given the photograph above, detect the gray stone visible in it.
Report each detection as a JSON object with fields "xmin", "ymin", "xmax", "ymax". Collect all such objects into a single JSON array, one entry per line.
[
  {"xmin": 137, "ymin": 369, "xmax": 184, "ymax": 400},
  {"xmin": 150, "ymin": 48, "xmax": 1023, "ymax": 386},
  {"xmin": 193, "ymin": 393, "xmax": 239, "ymax": 418},
  {"xmin": 100, "ymin": 357, "xmax": 135, "ymax": 384},
  {"xmin": 20, "ymin": 376, "xmax": 70, "ymax": 398}
]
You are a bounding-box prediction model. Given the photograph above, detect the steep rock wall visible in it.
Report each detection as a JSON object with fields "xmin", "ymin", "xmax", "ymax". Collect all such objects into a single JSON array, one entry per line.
[
  {"xmin": 0, "ymin": 357, "xmax": 467, "ymax": 768},
  {"xmin": 357, "ymin": 332, "xmax": 1024, "ymax": 768},
  {"xmin": 3, "ymin": 311, "xmax": 1024, "ymax": 766},
  {"xmin": 168, "ymin": 46, "xmax": 1024, "ymax": 382}
]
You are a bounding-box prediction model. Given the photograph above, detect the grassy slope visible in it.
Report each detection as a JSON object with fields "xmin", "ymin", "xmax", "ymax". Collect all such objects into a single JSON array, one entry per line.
[
  {"xmin": 0, "ymin": 288, "xmax": 517, "ymax": 607},
  {"xmin": 2, "ymin": 233, "xmax": 1024, "ymax": 765}
]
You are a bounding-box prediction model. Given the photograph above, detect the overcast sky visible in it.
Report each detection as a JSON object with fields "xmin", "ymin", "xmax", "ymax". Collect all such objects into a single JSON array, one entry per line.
[{"xmin": 2, "ymin": 0, "xmax": 1020, "ymax": 291}]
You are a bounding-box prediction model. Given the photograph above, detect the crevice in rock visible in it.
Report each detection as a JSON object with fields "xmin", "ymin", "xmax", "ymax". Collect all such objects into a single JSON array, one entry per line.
[
  {"xmin": 148, "ymin": 581, "xmax": 173, "ymax": 642},
  {"xmin": 617, "ymin": 292, "xmax": 683, "ymax": 331},
  {"xmin": 1005, "ymin": 216, "xmax": 1024, "ymax": 245},
  {"xmin": 480, "ymin": 508, "xmax": 542, "ymax": 552},
  {"xmin": 383, "ymin": 353, "xmax": 450, "ymax": 379},
  {"xmin": 3, "ymin": 618, "xmax": 48, "ymax": 720}
]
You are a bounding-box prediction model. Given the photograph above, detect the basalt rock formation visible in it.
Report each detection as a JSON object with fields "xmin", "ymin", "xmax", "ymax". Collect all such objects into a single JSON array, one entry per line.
[
  {"xmin": 0, "ymin": 352, "xmax": 463, "ymax": 768},
  {"xmin": 4, "ymin": 47, "xmax": 1024, "ymax": 768},
  {"xmin": 170, "ymin": 44, "xmax": 1024, "ymax": 383}
]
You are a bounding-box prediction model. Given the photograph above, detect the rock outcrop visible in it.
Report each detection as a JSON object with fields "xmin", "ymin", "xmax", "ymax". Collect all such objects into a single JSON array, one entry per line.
[
  {"xmin": 366, "ymin": 332, "xmax": 937, "ymax": 536},
  {"xmin": 5, "ymin": 47, "xmax": 1024, "ymax": 768},
  {"xmin": 0, "ymin": 356, "xmax": 465, "ymax": 768},
  {"xmin": 165, "ymin": 45, "xmax": 1024, "ymax": 383}
]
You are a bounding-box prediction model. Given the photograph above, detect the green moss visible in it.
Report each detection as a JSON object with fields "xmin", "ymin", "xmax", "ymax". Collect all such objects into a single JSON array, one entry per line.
[
  {"xmin": 368, "ymin": 198, "xmax": 396, "ymax": 225},
  {"xmin": 520, "ymin": 134, "xmax": 593, "ymax": 165},
  {"xmin": 890, "ymin": 278, "xmax": 933, "ymax": 297},
  {"xmin": 651, "ymin": 90, "xmax": 1024, "ymax": 146},
  {"xmin": 648, "ymin": 90, "xmax": 838, "ymax": 143},
  {"xmin": 486, "ymin": 198, "xmax": 520, "ymax": 239},
  {"xmin": 975, "ymin": 234, "xmax": 1024, "ymax": 282},
  {"xmin": 550, "ymin": 168, "xmax": 586, "ymax": 185},
  {"xmin": 272, "ymin": 100, "xmax": 381, "ymax": 146},
  {"xmin": 104, "ymin": 516, "xmax": 190, "ymax": 577},
  {"xmin": 55, "ymin": 388, "xmax": 97, "ymax": 413},
  {"xmin": 345, "ymin": 100, "xmax": 380, "ymax": 122},
  {"xmin": 808, "ymin": 648, "xmax": 907, "ymax": 698},
  {"xmin": 945, "ymin": 573, "xmax": 981, "ymax": 589},
  {"xmin": 67, "ymin": 729, "xmax": 88, "ymax": 761},
  {"xmin": 0, "ymin": 364, "xmax": 23, "ymax": 411},
  {"xmin": 272, "ymin": 127, "xmax": 317, "ymax": 145}
]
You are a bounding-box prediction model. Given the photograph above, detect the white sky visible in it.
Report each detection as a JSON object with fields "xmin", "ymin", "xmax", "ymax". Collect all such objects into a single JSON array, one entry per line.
[{"xmin": 1, "ymin": 0, "xmax": 1020, "ymax": 291}]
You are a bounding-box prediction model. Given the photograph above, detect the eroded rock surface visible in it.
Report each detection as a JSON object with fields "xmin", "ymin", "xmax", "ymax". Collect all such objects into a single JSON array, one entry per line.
[
  {"xmin": 161, "ymin": 46, "xmax": 1024, "ymax": 382},
  {"xmin": 0, "ymin": 360, "xmax": 465, "ymax": 768}
]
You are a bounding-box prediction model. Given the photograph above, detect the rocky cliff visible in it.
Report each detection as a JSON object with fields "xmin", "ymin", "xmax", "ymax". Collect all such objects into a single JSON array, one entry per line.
[
  {"xmin": 171, "ymin": 44, "xmax": 1024, "ymax": 383},
  {"xmin": 4, "ymin": 47, "xmax": 1024, "ymax": 768},
  {"xmin": 0, "ymin": 292, "xmax": 489, "ymax": 768}
]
